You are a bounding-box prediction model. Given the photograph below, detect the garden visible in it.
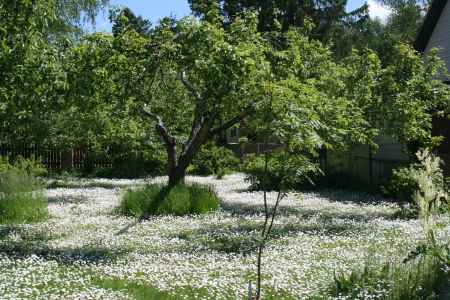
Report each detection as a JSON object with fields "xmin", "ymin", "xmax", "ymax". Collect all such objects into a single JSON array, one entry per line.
[{"xmin": 2, "ymin": 1, "xmax": 450, "ymax": 299}]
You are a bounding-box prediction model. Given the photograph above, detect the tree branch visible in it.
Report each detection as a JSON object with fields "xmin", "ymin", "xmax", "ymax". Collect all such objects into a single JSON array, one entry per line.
[
  {"xmin": 140, "ymin": 103, "xmax": 177, "ymax": 145},
  {"xmin": 208, "ymin": 105, "xmax": 255, "ymax": 138},
  {"xmin": 180, "ymin": 71, "xmax": 201, "ymax": 100}
]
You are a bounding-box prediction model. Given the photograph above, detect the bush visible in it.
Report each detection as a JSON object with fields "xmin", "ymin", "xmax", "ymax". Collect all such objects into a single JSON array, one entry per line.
[
  {"xmin": 83, "ymin": 146, "xmax": 168, "ymax": 178},
  {"xmin": 188, "ymin": 142, "xmax": 239, "ymax": 177},
  {"xmin": 296, "ymin": 163, "xmax": 351, "ymax": 190},
  {"xmin": 381, "ymin": 154, "xmax": 448, "ymax": 204},
  {"xmin": 0, "ymin": 170, "xmax": 48, "ymax": 223},
  {"xmin": 241, "ymin": 151, "xmax": 316, "ymax": 191},
  {"xmin": 381, "ymin": 165, "xmax": 421, "ymax": 202},
  {"xmin": 93, "ymin": 167, "xmax": 148, "ymax": 179},
  {"xmin": 117, "ymin": 182, "xmax": 220, "ymax": 217},
  {"xmin": 0, "ymin": 155, "xmax": 47, "ymax": 177}
]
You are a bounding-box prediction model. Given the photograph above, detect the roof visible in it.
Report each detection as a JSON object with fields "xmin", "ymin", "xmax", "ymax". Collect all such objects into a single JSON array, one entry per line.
[{"xmin": 414, "ymin": 0, "xmax": 449, "ymax": 52}]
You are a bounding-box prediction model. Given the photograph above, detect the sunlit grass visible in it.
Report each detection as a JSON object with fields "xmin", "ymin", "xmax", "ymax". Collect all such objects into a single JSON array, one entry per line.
[
  {"xmin": 117, "ymin": 182, "xmax": 220, "ymax": 217},
  {"xmin": 0, "ymin": 174, "xmax": 448, "ymax": 299},
  {"xmin": 0, "ymin": 171, "xmax": 48, "ymax": 224}
]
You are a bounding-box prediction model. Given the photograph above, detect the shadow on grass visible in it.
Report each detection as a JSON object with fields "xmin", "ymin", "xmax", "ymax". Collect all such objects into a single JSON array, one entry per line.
[
  {"xmin": 46, "ymin": 180, "xmax": 135, "ymax": 190},
  {"xmin": 0, "ymin": 224, "xmax": 131, "ymax": 264},
  {"xmin": 220, "ymin": 192, "xmax": 396, "ymax": 221},
  {"xmin": 167, "ymin": 196, "xmax": 394, "ymax": 256}
]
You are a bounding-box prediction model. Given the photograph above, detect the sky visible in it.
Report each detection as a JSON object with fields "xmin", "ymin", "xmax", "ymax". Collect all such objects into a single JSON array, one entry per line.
[{"xmin": 92, "ymin": 0, "xmax": 392, "ymax": 33}]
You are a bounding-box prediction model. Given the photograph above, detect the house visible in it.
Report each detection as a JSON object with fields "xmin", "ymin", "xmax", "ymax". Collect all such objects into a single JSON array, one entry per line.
[
  {"xmin": 324, "ymin": 0, "xmax": 450, "ymax": 185},
  {"xmin": 226, "ymin": 124, "xmax": 281, "ymax": 159},
  {"xmin": 414, "ymin": 0, "xmax": 450, "ymax": 177}
]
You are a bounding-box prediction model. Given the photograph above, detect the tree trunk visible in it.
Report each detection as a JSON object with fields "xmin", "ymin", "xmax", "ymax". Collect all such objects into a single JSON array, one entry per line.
[
  {"xmin": 165, "ymin": 121, "xmax": 211, "ymax": 186},
  {"xmin": 0, "ymin": 126, "xmax": 3, "ymax": 148},
  {"xmin": 140, "ymin": 103, "xmax": 250, "ymax": 187},
  {"xmin": 168, "ymin": 165, "xmax": 186, "ymax": 186}
]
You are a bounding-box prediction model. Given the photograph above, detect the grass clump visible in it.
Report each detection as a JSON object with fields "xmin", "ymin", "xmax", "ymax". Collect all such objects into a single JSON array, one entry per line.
[
  {"xmin": 117, "ymin": 182, "xmax": 220, "ymax": 217},
  {"xmin": 0, "ymin": 156, "xmax": 48, "ymax": 224},
  {"xmin": 331, "ymin": 259, "xmax": 446, "ymax": 299}
]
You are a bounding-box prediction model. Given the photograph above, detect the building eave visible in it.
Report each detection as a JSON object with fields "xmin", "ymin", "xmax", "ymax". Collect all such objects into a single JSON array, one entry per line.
[{"xmin": 414, "ymin": 0, "xmax": 448, "ymax": 53}]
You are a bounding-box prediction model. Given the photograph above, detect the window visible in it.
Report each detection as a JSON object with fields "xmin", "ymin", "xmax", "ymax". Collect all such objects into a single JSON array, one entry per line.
[{"xmin": 231, "ymin": 126, "xmax": 237, "ymax": 137}]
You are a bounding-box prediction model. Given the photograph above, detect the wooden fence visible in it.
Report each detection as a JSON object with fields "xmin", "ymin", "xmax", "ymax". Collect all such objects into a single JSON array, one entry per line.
[
  {"xmin": 222, "ymin": 143, "xmax": 327, "ymax": 164},
  {"xmin": 0, "ymin": 143, "xmax": 62, "ymax": 168},
  {"xmin": 0, "ymin": 143, "xmax": 121, "ymax": 170}
]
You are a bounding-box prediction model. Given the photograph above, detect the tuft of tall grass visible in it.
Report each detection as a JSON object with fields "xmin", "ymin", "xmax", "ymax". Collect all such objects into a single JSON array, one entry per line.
[
  {"xmin": 331, "ymin": 257, "xmax": 445, "ymax": 299},
  {"xmin": 0, "ymin": 171, "xmax": 48, "ymax": 224},
  {"xmin": 117, "ymin": 182, "xmax": 220, "ymax": 217}
]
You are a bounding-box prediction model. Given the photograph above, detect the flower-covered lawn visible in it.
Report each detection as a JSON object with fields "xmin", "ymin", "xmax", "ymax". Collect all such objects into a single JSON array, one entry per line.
[{"xmin": 1, "ymin": 174, "xmax": 449, "ymax": 299}]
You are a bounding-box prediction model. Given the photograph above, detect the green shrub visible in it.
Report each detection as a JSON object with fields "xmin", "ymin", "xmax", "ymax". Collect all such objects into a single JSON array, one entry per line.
[
  {"xmin": 93, "ymin": 167, "xmax": 149, "ymax": 179},
  {"xmin": 0, "ymin": 170, "xmax": 48, "ymax": 224},
  {"xmin": 241, "ymin": 151, "xmax": 316, "ymax": 191},
  {"xmin": 188, "ymin": 142, "xmax": 239, "ymax": 177},
  {"xmin": 295, "ymin": 163, "xmax": 351, "ymax": 190},
  {"xmin": 82, "ymin": 146, "xmax": 168, "ymax": 178},
  {"xmin": 0, "ymin": 155, "xmax": 47, "ymax": 177},
  {"xmin": 381, "ymin": 165, "xmax": 421, "ymax": 202},
  {"xmin": 381, "ymin": 155, "xmax": 448, "ymax": 204},
  {"xmin": 117, "ymin": 182, "xmax": 220, "ymax": 217}
]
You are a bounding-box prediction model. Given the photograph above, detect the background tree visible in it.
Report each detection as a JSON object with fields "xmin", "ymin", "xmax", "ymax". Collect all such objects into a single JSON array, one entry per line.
[
  {"xmin": 46, "ymin": 0, "xmax": 109, "ymax": 39},
  {"xmin": 188, "ymin": 0, "xmax": 369, "ymax": 58},
  {"xmin": 112, "ymin": 6, "xmax": 153, "ymax": 38},
  {"xmin": 0, "ymin": 0, "xmax": 68, "ymax": 146},
  {"xmin": 353, "ymin": 0, "xmax": 432, "ymax": 67},
  {"xmin": 376, "ymin": 0, "xmax": 431, "ymax": 44},
  {"xmin": 0, "ymin": 0, "xmax": 110, "ymax": 148}
]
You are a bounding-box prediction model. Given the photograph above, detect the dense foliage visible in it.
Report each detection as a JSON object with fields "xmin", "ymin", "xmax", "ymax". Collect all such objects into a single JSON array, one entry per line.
[{"xmin": 188, "ymin": 142, "xmax": 239, "ymax": 177}]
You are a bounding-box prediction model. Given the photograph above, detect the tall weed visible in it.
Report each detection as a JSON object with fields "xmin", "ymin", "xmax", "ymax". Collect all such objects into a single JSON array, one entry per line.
[{"xmin": 0, "ymin": 155, "xmax": 47, "ymax": 176}]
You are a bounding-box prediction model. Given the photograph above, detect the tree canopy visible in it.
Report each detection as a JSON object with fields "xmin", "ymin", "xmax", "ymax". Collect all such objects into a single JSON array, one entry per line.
[
  {"xmin": 1, "ymin": 1, "xmax": 448, "ymax": 186},
  {"xmin": 187, "ymin": 0, "xmax": 369, "ymax": 59},
  {"xmin": 61, "ymin": 7, "xmax": 448, "ymax": 185}
]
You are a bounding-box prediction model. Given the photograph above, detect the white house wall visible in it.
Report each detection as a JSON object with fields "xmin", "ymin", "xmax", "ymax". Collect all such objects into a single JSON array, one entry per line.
[
  {"xmin": 227, "ymin": 126, "xmax": 240, "ymax": 143},
  {"xmin": 423, "ymin": 0, "xmax": 450, "ymax": 81}
]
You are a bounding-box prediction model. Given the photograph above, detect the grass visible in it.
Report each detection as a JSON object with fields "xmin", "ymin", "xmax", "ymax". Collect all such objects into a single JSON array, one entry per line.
[
  {"xmin": 331, "ymin": 258, "xmax": 445, "ymax": 299},
  {"xmin": 90, "ymin": 277, "xmax": 175, "ymax": 299},
  {"xmin": 117, "ymin": 182, "xmax": 221, "ymax": 217},
  {"xmin": 0, "ymin": 174, "xmax": 449, "ymax": 299},
  {"xmin": 0, "ymin": 171, "xmax": 48, "ymax": 224}
]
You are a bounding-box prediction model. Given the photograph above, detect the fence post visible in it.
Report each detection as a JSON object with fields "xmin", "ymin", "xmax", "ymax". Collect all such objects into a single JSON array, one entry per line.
[{"xmin": 61, "ymin": 149, "xmax": 73, "ymax": 172}]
